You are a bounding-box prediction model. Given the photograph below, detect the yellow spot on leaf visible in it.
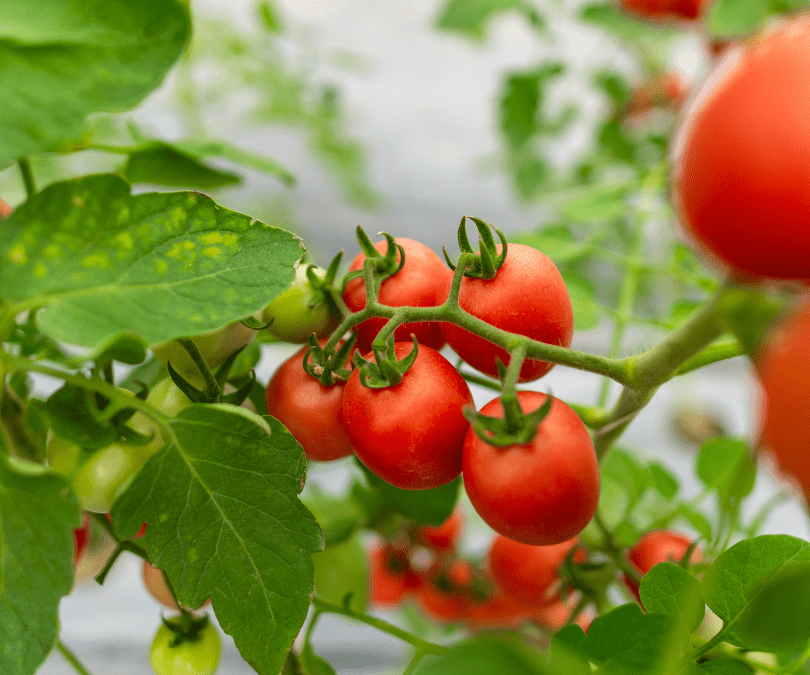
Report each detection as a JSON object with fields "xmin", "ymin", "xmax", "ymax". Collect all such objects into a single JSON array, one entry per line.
[
  {"xmin": 154, "ymin": 259, "xmax": 168, "ymax": 274},
  {"xmin": 183, "ymin": 240, "xmax": 195, "ymax": 250},
  {"xmin": 222, "ymin": 233, "xmax": 238, "ymax": 247},
  {"xmin": 81, "ymin": 253, "xmax": 112, "ymax": 269},
  {"xmin": 190, "ymin": 314, "xmax": 204, "ymax": 323},
  {"xmin": 34, "ymin": 263, "xmax": 48, "ymax": 278},
  {"xmin": 43, "ymin": 244, "xmax": 61, "ymax": 260},
  {"xmin": 72, "ymin": 196, "xmax": 84, "ymax": 207},
  {"xmin": 201, "ymin": 232, "xmax": 223, "ymax": 245},
  {"xmin": 202, "ymin": 246, "xmax": 222, "ymax": 259},
  {"xmin": 8, "ymin": 243, "xmax": 27, "ymax": 264}
]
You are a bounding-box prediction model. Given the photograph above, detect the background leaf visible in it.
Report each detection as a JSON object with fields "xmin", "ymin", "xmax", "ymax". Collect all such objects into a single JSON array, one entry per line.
[
  {"xmin": 639, "ymin": 562, "xmax": 705, "ymax": 640},
  {"xmin": 111, "ymin": 408, "xmax": 323, "ymax": 675}
]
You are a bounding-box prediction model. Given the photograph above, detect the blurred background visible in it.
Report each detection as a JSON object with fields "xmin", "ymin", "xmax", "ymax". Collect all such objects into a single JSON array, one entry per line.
[{"xmin": 23, "ymin": 0, "xmax": 807, "ymax": 672}]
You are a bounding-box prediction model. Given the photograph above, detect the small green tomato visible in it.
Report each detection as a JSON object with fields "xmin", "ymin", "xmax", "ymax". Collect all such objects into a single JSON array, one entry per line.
[
  {"xmin": 151, "ymin": 320, "xmax": 257, "ymax": 377},
  {"xmin": 263, "ymin": 265, "xmax": 335, "ymax": 343},
  {"xmin": 149, "ymin": 617, "xmax": 221, "ymax": 675}
]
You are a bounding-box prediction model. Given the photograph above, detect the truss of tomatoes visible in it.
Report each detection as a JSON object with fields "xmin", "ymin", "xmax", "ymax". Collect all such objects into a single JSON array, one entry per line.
[{"xmin": 265, "ymin": 234, "xmax": 600, "ymax": 547}]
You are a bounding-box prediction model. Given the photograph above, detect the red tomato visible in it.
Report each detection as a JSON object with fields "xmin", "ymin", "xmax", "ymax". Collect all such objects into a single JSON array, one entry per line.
[
  {"xmin": 672, "ymin": 16, "xmax": 810, "ymax": 281},
  {"xmin": 462, "ymin": 392, "xmax": 599, "ymax": 545},
  {"xmin": 415, "ymin": 510, "xmax": 463, "ymax": 552},
  {"xmin": 488, "ymin": 535, "xmax": 584, "ymax": 607},
  {"xmin": 464, "ymin": 588, "xmax": 535, "ymax": 630},
  {"xmin": 625, "ymin": 72, "xmax": 687, "ymax": 118},
  {"xmin": 343, "ymin": 343, "xmax": 473, "ymax": 490},
  {"xmin": 442, "ymin": 244, "xmax": 573, "ymax": 382},
  {"xmin": 619, "ymin": 0, "xmax": 704, "ymax": 20},
  {"xmin": 368, "ymin": 542, "xmax": 421, "ymax": 607},
  {"xmin": 265, "ymin": 343, "xmax": 354, "ymax": 462},
  {"xmin": 343, "ymin": 237, "xmax": 451, "ymax": 352},
  {"xmin": 533, "ymin": 594, "xmax": 594, "ymax": 632},
  {"xmin": 757, "ymin": 299, "xmax": 810, "ymax": 501},
  {"xmin": 0, "ymin": 198, "xmax": 12, "ymax": 218},
  {"xmin": 73, "ymin": 513, "xmax": 91, "ymax": 566},
  {"xmin": 624, "ymin": 530, "xmax": 702, "ymax": 603}
]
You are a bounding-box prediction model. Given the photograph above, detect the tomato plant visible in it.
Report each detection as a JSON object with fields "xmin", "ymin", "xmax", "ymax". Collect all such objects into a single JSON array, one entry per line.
[
  {"xmin": 462, "ymin": 391, "xmax": 600, "ymax": 545},
  {"xmin": 343, "ymin": 237, "xmax": 452, "ymax": 352},
  {"xmin": 343, "ymin": 342, "xmax": 474, "ymax": 490},
  {"xmin": 672, "ymin": 15, "xmax": 810, "ymax": 280},
  {"xmin": 442, "ymin": 243, "xmax": 574, "ymax": 382},
  {"xmin": 149, "ymin": 616, "xmax": 221, "ymax": 675},
  {"xmin": 262, "ymin": 264, "xmax": 335, "ymax": 343},
  {"xmin": 624, "ymin": 530, "xmax": 702, "ymax": 602},
  {"xmin": 265, "ymin": 342, "xmax": 354, "ymax": 462}
]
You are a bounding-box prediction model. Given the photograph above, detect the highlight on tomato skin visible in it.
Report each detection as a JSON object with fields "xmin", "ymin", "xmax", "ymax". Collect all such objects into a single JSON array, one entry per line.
[
  {"xmin": 671, "ymin": 14, "xmax": 810, "ymax": 281},
  {"xmin": 756, "ymin": 297, "xmax": 810, "ymax": 502}
]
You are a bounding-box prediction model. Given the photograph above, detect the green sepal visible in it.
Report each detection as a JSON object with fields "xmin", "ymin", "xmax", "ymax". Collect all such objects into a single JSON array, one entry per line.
[
  {"xmin": 449, "ymin": 216, "xmax": 508, "ymax": 279},
  {"xmin": 302, "ymin": 332, "xmax": 357, "ymax": 385},
  {"xmin": 352, "ymin": 336, "xmax": 418, "ymax": 389},
  {"xmin": 465, "ymin": 391, "xmax": 553, "ymax": 447}
]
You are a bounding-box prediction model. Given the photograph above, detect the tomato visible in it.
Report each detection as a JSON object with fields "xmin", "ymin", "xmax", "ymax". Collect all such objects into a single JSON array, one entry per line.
[
  {"xmin": 368, "ymin": 542, "xmax": 421, "ymax": 607},
  {"xmin": 0, "ymin": 198, "xmax": 12, "ymax": 218},
  {"xmin": 533, "ymin": 594, "xmax": 594, "ymax": 633},
  {"xmin": 442, "ymin": 244, "xmax": 573, "ymax": 382},
  {"xmin": 464, "ymin": 588, "xmax": 535, "ymax": 630},
  {"xmin": 73, "ymin": 513, "xmax": 91, "ymax": 565},
  {"xmin": 149, "ymin": 617, "xmax": 221, "ymax": 675},
  {"xmin": 462, "ymin": 391, "xmax": 599, "ymax": 545},
  {"xmin": 142, "ymin": 561, "xmax": 210, "ymax": 611},
  {"xmin": 151, "ymin": 319, "xmax": 257, "ymax": 377},
  {"xmin": 415, "ymin": 509, "xmax": 463, "ymax": 552},
  {"xmin": 416, "ymin": 562, "xmax": 471, "ymax": 623},
  {"xmin": 757, "ymin": 299, "xmax": 810, "ymax": 502},
  {"xmin": 672, "ymin": 16, "xmax": 810, "ymax": 281},
  {"xmin": 624, "ymin": 530, "xmax": 702, "ymax": 603},
  {"xmin": 343, "ymin": 343, "xmax": 473, "ymax": 490},
  {"xmin": 136, "ymin": 377, "xmax": 194, "ymax": 455},
  {"xmin": 624, "ymin": 72, "xmax": 687, "ymax": 118},
  {"xmin": 343, "ymin": 237, "xmax": 451, "ymax": 352},
  {"xmin": 265, "ymin": 342, "xmax": 354, "ymax": 462},
  {"xmin": 487, "ymin": 535, "xmax": 584, "ymax": 607},
  {"xmin": 262, "ymin": 265, "xmax": 335, "ymax": 343},
  {"xmin": 619, "ymin": 0, "xmax": 704, "ymax": 20}
]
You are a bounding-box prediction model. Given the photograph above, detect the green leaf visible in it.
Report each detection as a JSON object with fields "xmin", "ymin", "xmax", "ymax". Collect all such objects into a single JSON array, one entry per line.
[
  {"xmin": 499, "ymin": 64, "xmax": 565, "ymax": 150},
  {"xmin": 509, "ymin": 225, "xmax": 597, "ymax": 264},
  {"xmin": 63, "ymin": 331, "xmax": 148, "ymax": 367},
  {"xmin": 302, "ymin": 487, "xmax": 364, "ymax": 548},
  {"xmin": 122, "ymin": 142, "xmax": 242, "ymax": 189},
  {"xmin": 601, "ymin": 449, "xmax": 649, "ymax": 506},
  {"xmin": 258, "ymin": 0, "xmax": 285, "ymax": 33},
  {"xmin": 111, "ymin": 408, "xmax": 323, "ymax": 675},
  {"xmin": 562, "ymin": 184, "xmax": 629, "ymax": 223},
  {"xmin": 356, "ymin": 459, "xmax": 460, "ymax": 526},
  {"xmin": 563, "ymin": 272, "xmax": 600, "ymax": 331},
  {"xmin": 435, "ymin": 0, "xmax": 527, "ymax": 40},
  {"xmin": 716, "ymin": 287, "xmax": 787, "ymax": 357},
  {"xmin": 173, "ymin": 138, "xmax": 297, "ymax": 186},
  {"xmin": 702, "ymin": 535, "xmax": 810, "ymax": 652},
  {"xmin": 705, "ymin": 0, "xmax": 769, "ymax": 39},
  {"xmin": 696, "ymin": 438, "xmax": 756, "ymax": 502},
  {"xmin": 44, "ymin": 383, "xmax": 118, "ymax": 449},
  {"xmin": 699, "ymin": 659, "xmax": 755, "ymax": 674},
  {"xmin": 0, "ymin": 456, "xmax": 80, "ymax": 675},
  {"xmin": 300, "ymin": 643, "xmax": 338, "ymax": 675},
  {"xmin": 640, "ymin": 562, "xmax": 705, "ymax": 639},
  {"xmin": 676, "ymin": 504, "xmax": 713, "ymax": 542},
  {"xmin": 578, "ymin": 604, "xmax": 678, "ymax": 675},
  {"xmin": 0, "ymin": 174, "xmax": 304, "ymax": 348},
  {"xmin": 648, "ymin": 462, "xmax": 679, "ymax": 499},
  {"xmin": 550, "ymin": 625, "xmax": 591, "ymax": 675},
  {"xmin": 312, "ymin": 532, "xmax": 367, "ymax": 612},
  {"xmin": 0, "ymin": 0, "xmax": 190, "ymax": 163},
  {"xmin": 415, "ymin": 635, "xmax": 548, "ymax": 675}
]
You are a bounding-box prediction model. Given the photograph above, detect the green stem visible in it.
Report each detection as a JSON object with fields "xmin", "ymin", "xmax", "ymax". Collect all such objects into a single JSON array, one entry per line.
[
  {"xmin": 402, "ymin": 648, "xmax": 426, "ymax": 675},
  {"xmin": 686, "ymin": 625, "xmax": 729, "ymax": 663},
  {"xmin": 780, "ymin": 636, "xmax": 810, "ymax": 673},
  {"xmin": 18, "ymin": 158, "xmax": 36, "ymax": 199},
  {"xmin": 311, "ymin": 597, "xmax": 449, "ymax": 655},
  {"xmin": 56, "ymin": 640, "xmax": 93, "ymax": 675},
  {"xmin": 176, "ymin": 338, "xmax": 221, "ymax": 401},
  {"xmin": 668, "ymin": 341, "xmax": 745, "ymax": 379},
  {"xmin": 91, "ymin": 512, "xmax": 149, "ymax": 585}
]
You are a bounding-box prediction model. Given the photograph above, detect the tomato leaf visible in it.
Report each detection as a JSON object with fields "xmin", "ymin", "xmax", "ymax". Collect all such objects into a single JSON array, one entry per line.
[
  {"xmin": 0, "ymin": 0, "xmax": 190, "ymax": 164},
  {"xmin": 0, "ymin": 456, "xmax": 80, "ymax": 675},
  {"xmin": 696, "ymin": 438, "xmax": 757, "ymax": 503},
  {"xmin": 639, "ymin": 562, "xmax": 705, "ymax": 640},
  {"xmin": 111, "ymin": 407, "xmax": 322, "ymax": 675},
  {"xmin": 414, "ymin": 635, "xmax": 548, "ymax": 675},
  {"xmin": 356, "ymin": 459, "xmax": 460, "ymax": 526},
  {"xmin": 434, "ymin": 0, "xmax": 534, "ymax": 40},
  {"xmin": 300, "ymin": 643, "xmax": 338, "ymax": 675},
  {"xmin": 44, "ymin": 384, "xmax": 119, "ymax": 449},
  {"xmin": 0, "ymin": 174, "xmax": 304, "ymax": 348},
  {"xmin": 698, "ymin": 659, "xmax": 755, "ymax": 674},
  {"xmin": 122, "ymin": 142, "xmax": 242, "ymax": 189},
  {"xmin": 648, "ymin": 462, "xmax": 679, "ymax": 499},
  {"xmin": 312, "ymin": 533, "xmax": 368, "ymax": 612},
  {"xmin": 705, "ymin": 0, "xmax": 770, "ymax": 40},
  {"xmin": 702, "ymin": 535, "xmax": 810, "ymax": 652}
]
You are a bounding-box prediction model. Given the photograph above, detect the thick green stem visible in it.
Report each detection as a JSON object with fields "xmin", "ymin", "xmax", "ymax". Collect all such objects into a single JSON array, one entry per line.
[
  {"xmin": 176, "ymin": 338, "xmax": 221, "ymax": 400},
  {"xmin": 18, "ymin": 158, "xmax": 36, "ymax": 198},
  {"xmin": 311, "ymin": 597, "xmax": 449, "ymax": 655},
  {"xmin": 56, "ymin": 640, "xmax": 93, "ymax": 675}
]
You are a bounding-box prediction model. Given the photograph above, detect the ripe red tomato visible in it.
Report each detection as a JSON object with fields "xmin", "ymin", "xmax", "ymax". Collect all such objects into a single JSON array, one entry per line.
[
  {"xmin": 462, "ymin": 391, "xmax": 599, "ymax": 545},
  {"xmin": 672, "ymin": 16, "xmax": 810, "ymax": 280},
  {"xmin": 265, "ymin": 343, "xmax": 354, "ymax": 462},
  {"xmin": 487, "ymin": 535, "xmax": 584, "ymax": 607},
  {"xmin": 756, "ymin": 299, "xmax": 810, "ymax": 501},
  {"xmin": 619, "ymin": 0, "xmax": 704, "ymax": 20},
  {"xmin": 414, "ymin": 509, "xmax": 463, "ymax": 552},
  {"xmin": 416, "ymin": 561, "xmax": 472, "ymax": 623},
  {"xmin": 343, "ymin": 237, "xmax": 451, "ymax": 352},
  {"xmin": 142, "ymin": 560, "xmax": 211, "ymax": 611},
  {"xmin": 464, "ymin": 588, "xmax": 535, "ymax": 630},
  {"xmin": 533, "ymin": 594, "xmax": 594, "ymax": 633},
  {"xmin": 73, "ymin": 513, "xmax": 91, "ymax": 566},
  {"xmin": 442, "ymin": 244, "xmax": 573, "ymax": 382},
  {"xmin": 368, "ymin": 542, "xmax": 421, "ymax": 607},
  {"xmin": 624, "ymin": 530, "xmax": 702, "ymax": 603},
  {"xmin": 343, "ymin": 343, "xmax": 473, "ymax": 490}
]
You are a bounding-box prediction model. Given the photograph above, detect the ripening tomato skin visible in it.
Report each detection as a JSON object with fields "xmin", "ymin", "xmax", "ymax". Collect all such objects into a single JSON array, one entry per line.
[
  {"xmin": 756, "ymin": 299, "xmax": 810, "ymax": 501},
  {"xmin": 265, "ymin": 344, "xmax": 354, "ymax": 462},
  {"xmin": 619, "ymin": 0, "xmax": 704, "ymax": 20},
  {"xmin": 73, "ymin": 513, "xmax": 91, "ymax": 565},
  {"xmin": 343, "ymin": 343, "xmax": 473, "ymax": 490},
  {"xmin": 624, "ymin": 530, "xmax": 702, "ymax": 603},
  {"xmin": 442, "ymin": 244, "xmax": 573, "ymax": 382},
  {"xmin": 368, "ymin": 543, "xmax": 421, "ymax": 607},
  {"xmin": 263, "ymin": 265, "xmax": 335, "ymax": 343},
  {"xmin": 673, "ymin": 16, "xmax": 810, "ymax": 281},
  {"xmin": 464, "ymin": 589, "xmax": 536, "ymax": 630},
  {"xmin": 343, "ymin": 238, "xmax": 451, "ymax": 352},
  {"xmin": 415, "ymin": 510, "xmax": 463, "ymax": 552},
  {"xmin": 462, "ymin": 392, "xmax": 599, "ymax": 545},
  {"xmin": 533, "ymin": 594, "xmax": 594, "ymax": 632},
  {"xmin": 488, "ymin": 535, "xmax": 583, "ymax": 607}
]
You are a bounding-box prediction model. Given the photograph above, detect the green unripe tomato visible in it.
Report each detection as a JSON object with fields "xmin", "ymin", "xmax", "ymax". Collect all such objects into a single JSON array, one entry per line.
[
  {"xmin": 134, "ymin": 377, "xmax": 195, "ymax": 454},
  {"xmin": 262, "ymin": 265, "xmax": 335, "ymax": 343},
  {"xmin": 150, "ymin": 618, "xmax": 221, "ymax": 675},
  {"xmin": 151, "ymin": 320, "xmax": 257, "ymax": 377}
]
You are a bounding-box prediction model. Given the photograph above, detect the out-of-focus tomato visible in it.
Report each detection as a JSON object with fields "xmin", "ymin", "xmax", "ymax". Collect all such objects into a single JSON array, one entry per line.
[
  {"xmin": 414, "ymin": 510, "xmax": 463, "ymax": 552},
  {"xmin": 624, "ymin": 530, "xmax": 702, "ymax": 603}
]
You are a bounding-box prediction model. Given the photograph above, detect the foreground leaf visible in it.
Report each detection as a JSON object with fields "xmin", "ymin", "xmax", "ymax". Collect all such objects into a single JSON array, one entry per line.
[
  {"xmin": 112, "ymin": 407, "xmax": 322, "ymax": 675},
  {"xmin": 0, "ymin": 457, "xmax": 80, "ymax": 675}
]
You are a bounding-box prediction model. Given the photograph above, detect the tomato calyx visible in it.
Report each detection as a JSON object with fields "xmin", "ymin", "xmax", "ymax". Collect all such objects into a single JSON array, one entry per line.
[
  {"xmin": 160, "ymin": 613, "xmax": 212, "ymax": 648},
  {"xmin": 341, "ymin": 227, "xmax": 405, "ymax": 291},
  {"xmin": 166, "ymin": 340, "xmax": 253, "ymax": 405},
  {"xmin": 443, "ymin": 216, "xmax": 508, "ymax": 280},
  {"xmin": 466, "ymin": 387, "xmax": 552, "ymax": 447},
  {"xmin": 351, "ymin": 336, "xmax": 419, "ymax": 388},
  {"xmin": 302, "ymin": 333, "xmax": 357, "ymax": 385}
]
